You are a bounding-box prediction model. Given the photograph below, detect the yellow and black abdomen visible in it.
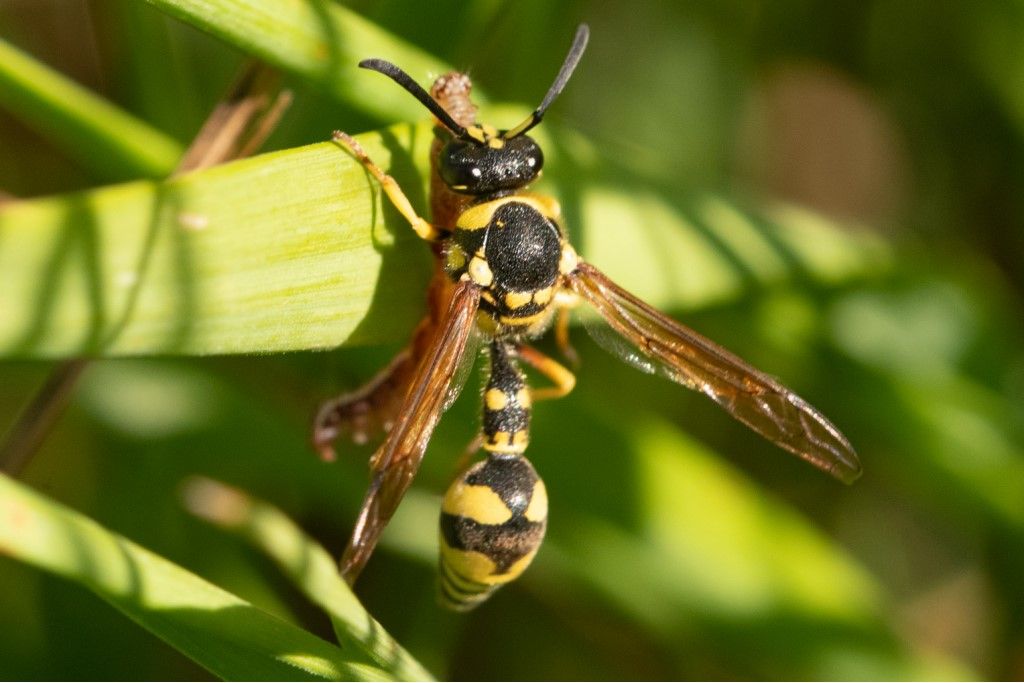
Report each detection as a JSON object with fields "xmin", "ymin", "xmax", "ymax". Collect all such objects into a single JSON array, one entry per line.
[
  {"xmin": 438, "ymin": 454, "xmax": 547, "ymax": 611},
  {"xmin": 438, "ymin": 341, "xmax": 547, "ymax": 610}
]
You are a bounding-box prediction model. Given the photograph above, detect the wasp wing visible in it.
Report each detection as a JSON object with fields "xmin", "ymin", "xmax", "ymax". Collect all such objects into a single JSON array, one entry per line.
[
  {"xmin": 341, "ymin": 279, "xmax": 481, "ymax": 582},
  {"xmin": 568, "ymin": 261, "xmax": 861, "ymax": 484}
]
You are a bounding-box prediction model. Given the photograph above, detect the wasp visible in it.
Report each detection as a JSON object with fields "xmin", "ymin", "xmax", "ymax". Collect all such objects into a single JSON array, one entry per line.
[{"xmin": 313, "ymin": 24, "xmax": 861, "ymax": 611}]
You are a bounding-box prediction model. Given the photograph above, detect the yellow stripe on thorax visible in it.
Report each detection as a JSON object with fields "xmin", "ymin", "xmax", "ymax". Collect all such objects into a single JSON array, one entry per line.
[{"xmin": 456, "ymin": 194, "xmax": 561, "ymax": 231}]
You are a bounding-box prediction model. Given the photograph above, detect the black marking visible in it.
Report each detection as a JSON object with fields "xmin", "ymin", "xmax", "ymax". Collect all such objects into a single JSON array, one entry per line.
[
  {"xmin": 484, "ymin": 203, "xmax": 561, "ymax": 292},
  {"xmin": 465, "ymin": 452, "xmax": 536, "ymax": 515},
  {"xmin": 440, "ymin": 512, "xmax": 545, "ymax": 574},
  {"xmin": 438, "ymin": 562, "xmax": 495, "ymax": 610},
  {"xmin": 451, "ymin": 226, "xmax": 485, "ymax": 260}
]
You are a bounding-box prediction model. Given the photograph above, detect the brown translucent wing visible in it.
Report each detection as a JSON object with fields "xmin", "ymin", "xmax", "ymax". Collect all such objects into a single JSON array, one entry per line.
[
  {"xmin": 569, "ymin": 262, "xmax": 861, "ymax": 483},
  {"xmin": 340, "ymin": 279, "xmax": 481, "ymax": 583}
]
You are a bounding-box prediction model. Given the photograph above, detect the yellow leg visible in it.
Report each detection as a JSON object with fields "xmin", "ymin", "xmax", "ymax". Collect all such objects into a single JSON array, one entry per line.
[
  {"xmin": 332, "ymin": 130, "xmax": 442, "ymax": 241},
  {"xmin": 518, "ymin": 345, "xmax": 576, "ymax": 401},
  {"xmin": 554, "ymin": 307, "xmax": 579, "ymax": 367}
]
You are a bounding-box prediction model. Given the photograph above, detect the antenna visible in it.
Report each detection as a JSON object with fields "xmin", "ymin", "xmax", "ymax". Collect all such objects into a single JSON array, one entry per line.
[
  {"xmin": 359, "ymin": 58, "xmax": 469, "ymax": 137},
  {"xmin": 503, "ymin": 24, "xmax": 590, "ymax": 139}
]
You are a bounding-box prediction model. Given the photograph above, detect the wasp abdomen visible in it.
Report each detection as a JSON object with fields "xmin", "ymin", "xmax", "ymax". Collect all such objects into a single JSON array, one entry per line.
[{"xmin": 439, "ymin": 454, "xmax": 547, "ymax": 611}]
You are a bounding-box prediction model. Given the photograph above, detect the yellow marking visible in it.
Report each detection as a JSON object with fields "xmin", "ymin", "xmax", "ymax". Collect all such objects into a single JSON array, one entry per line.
[
  {"xmin": 469, "ymin": 256, "xmax": 493, "ymax": 286},
  {"xmin": 532, "ymin": 287, "xmax": 553, "ymax": 305},
  {"xmin": 480, "ymin": 290, "xmax": 497, "ymax": 305},
  {"xmin": 495, "ymin": 220, "xmax": 505, "ymax": 228},
  {"xmin": 512, "ymin": 430, "xmax": 528, "ymax": 446},
  {"xmin": 466, "ymin": 125, "xmax": 486, "ymax": 143},
  {"xmin": 456, "ymin": 195, "xmax": 558, "ymax": 231},
  {"xmin": 487, "ymin": 137, "xmax": 506, "ymax": 149},
  {"xmin": 442, "ymin": 481, "xmax": 513, "ymax": 525},
  {"xmin": 474, "ymin": 310, "xmax": 498, "ymax": 335},
  {"xmin": 524, "ymin": 311, "xmax": 557, "ymax": 337},
  {"xmin": 440, "ymin": 542, "xmax": 500, "ymax": 584},
  {"xmin": 516, "ymin": 388, "xmax": 532, "ymax": 408},
  {"xmin": 440, "ymin": 545, "xmax": 539, "ymax": 585},
  {"xmin": 498, "ymin": 309, "xmax": 551, "ymax": 326},
  {"xmin": 440, "ymin": 536, "xmax": 542, "ymax": 585},
  {"xmin": 481, "ymin": 124, "xmax": 499, "ymax": 138},
  {"xmin": 446, "ymin": 245, "xmax": 466, "ymax": 271},
  {"xmin": 504, "ymin": 290, "xmax": 533, "ymax": 309},
  {"xmin": 485, "ymin": 388, "xmax": 508, "ymax": 411},
  {"xmin": 500, "ymin": 548, "xmax": 540, "ymax": 581},
  {"xmin": 524, "ymin": 479, "xmax": 548, "ymax": 522},
  {"xmin": 439, "ymin": 558, "xmax": 490, "ymax": 593},
  {"xmin": 559, "ymin": 244, "xmax": 579, "ymax": 274},
  {"xmin": 528, "ymin": 194, "xmax": 561, "ymax": 219}
]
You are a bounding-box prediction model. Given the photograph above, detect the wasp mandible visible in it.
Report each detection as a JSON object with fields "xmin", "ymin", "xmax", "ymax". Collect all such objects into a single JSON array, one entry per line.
[{"xmin": 314, "ymin": 25, "xmax": 861, "ymax": 610}]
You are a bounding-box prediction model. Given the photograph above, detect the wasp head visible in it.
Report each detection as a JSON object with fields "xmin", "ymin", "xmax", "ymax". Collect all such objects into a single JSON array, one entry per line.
[
  {"xmin": 438, "ymin": 126, "xmax": 543, "ymax": 195},
  {"xmin": 357, "ymin": 24, "xmax": 588, "ymax": 196}
]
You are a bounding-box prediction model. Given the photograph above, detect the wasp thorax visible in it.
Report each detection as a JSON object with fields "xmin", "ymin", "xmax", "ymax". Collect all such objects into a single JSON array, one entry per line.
[
  {"xmin": 439, "ymin": 135, "xmax": 543, "ymax": 195},
  {"xmin": 438, "ymin": 454, "xmax": 547, "ymax": 610}
]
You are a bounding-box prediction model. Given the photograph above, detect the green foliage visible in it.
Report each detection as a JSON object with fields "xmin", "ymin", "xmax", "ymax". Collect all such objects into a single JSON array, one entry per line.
[
  {"xmin": 2, "ymin": 0, "xmax": 1023, "ymax": 680},
  {"xmin": 0, "ymin": 471, "xmax": 420, "ymax": 680}
]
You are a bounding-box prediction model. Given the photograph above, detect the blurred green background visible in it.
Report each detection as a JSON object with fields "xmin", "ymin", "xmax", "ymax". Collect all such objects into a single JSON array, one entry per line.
[{"xmin": 2, "ymin": 0, "xmax": 1024, "ymax": 679}]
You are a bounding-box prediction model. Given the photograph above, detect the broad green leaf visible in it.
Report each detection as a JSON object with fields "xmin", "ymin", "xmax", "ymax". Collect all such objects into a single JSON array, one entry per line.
[
  {"xmin": 140, "ymin": 0, "xmax": 462, "ymax": 121},
  {"xmin": 183, "ymin": 477, "xmax": 434, "ymax": 681},
  {"xmin": 0, "ymin": 124, "xmax": 434, "ymax": 358},
  {"xmin": 0, "ymin": 37, "xmax": 183, "ymax": 180},
  {"xmin": 0, "ymin": 472, "xmax": 393, "ymax": 681}
]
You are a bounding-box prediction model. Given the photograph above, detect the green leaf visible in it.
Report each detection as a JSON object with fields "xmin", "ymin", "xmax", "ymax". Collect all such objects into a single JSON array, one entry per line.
[
  {"xmin": 0, "ymin": 124, "xmax": 434, "ymax": 358},
  {"xmin": 0, "ymin": 471, "xmax": 394, "ymax": 681},
  {"xmin": 183, "ymin": 477, "xmax": 434, "ymax": 681},
  {"xmin": 0, "ymin": 37, "xmax": 183, "ymax": 180},
  {"xmin": 140, "ymin": 0, "xmax": 464, "ymax": 121}
]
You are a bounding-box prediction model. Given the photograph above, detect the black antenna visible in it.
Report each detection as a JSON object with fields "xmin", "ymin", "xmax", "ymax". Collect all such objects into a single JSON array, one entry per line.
[
  {"xmin": 359, "ymin": 58, "xmax": 469, "ymax": 137},
  {"xmin": 503, "ymin": 24, "xmax": 590, "ymax": 139}
]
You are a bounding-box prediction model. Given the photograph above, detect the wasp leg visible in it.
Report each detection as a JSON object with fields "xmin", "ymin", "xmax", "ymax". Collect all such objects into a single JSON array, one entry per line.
[
  {"xmin": 332, "ymin": 130, "xmax": 443, "ymax": 242},
  {"xmin": 554, "ymin": 307, "xmax": 580, "ymax": 367},
  {"xmin": 518, "ymin": 344, "xmax": 577, "ymax": 402},
  {"xmin": 312, "ymin": 347, "xmax": 415, "ymax": 461}
]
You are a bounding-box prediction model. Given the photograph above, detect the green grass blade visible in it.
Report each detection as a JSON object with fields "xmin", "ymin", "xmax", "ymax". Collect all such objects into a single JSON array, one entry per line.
[
  {"xmin": 0, "ymin": 472, "xmax": 394, "ymax": 681},
  {"xmin": 0, "ymin": 122, "xmax": 883, "ymax": 359},
  {"xmin": 0, "ymin": 37, "xmax": 183, "ymax": 180},
  {"xmin": 0, "ymin": 124, "xmax": 434, "ymax": 358},
  {"xmin": 183, "ymin": 478, "xmax": 434, "ymax": 681},
  {"xmin": 139, "ymin": 0, "xmax": 462, "ymax": 121}
]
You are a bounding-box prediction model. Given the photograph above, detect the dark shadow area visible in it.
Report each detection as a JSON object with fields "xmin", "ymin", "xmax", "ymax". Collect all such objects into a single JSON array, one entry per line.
[
  {"xmin": 96, "ymin": 182, "xmax": 198, "ymax": 354},
  {"xmin": 332, "ymin": 124, "xmax": 434, "ymax": 349},
  {"xmin": 8, "ymin": 192, "xmax": 107, "ymax": 355}
]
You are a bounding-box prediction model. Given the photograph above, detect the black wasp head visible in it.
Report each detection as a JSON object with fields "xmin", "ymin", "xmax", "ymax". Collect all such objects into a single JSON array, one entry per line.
[
  {"xmin": 357, "ymin": 24, "xmax": 588, "ymax": 195},
  {"xmin": 439, "ymin": 131, "xmax": 543, "ymax": 195}
]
